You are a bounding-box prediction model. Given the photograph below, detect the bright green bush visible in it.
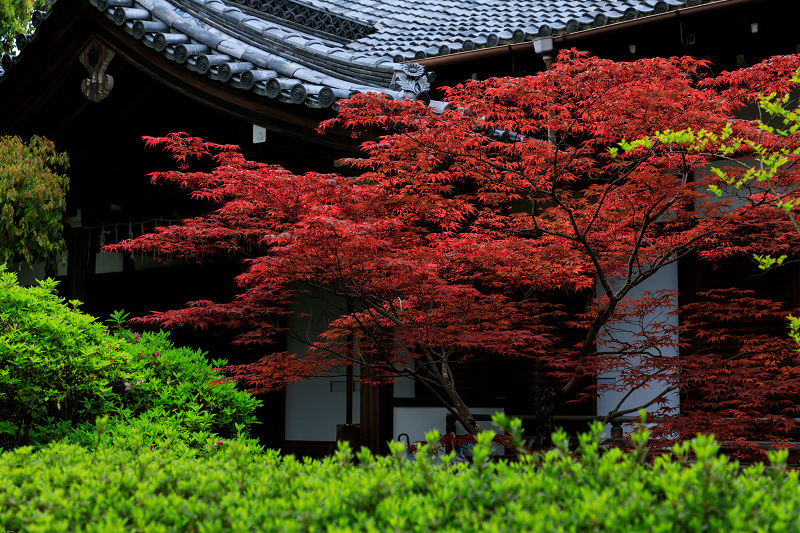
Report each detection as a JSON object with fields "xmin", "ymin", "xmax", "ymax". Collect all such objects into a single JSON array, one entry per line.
[
  {"xmin": 64, "ymin": 326, "xmax": 262, "ymax": 454},
  {"xmin": 1, "ymin": 422, "xmax": 798, "ymax": 532},
  {"xmin": 0, "ymin": 266, "xmax": 128, "ymax": 448},
  {"xmin": 0, "ymin": 265, "xmax": 261, "ymax": 453}
]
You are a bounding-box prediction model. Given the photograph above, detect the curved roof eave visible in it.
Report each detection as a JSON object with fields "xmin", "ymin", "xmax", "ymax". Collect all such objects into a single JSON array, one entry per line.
[
  {"xmin": 1, "ymin": 0, "xmax": 434, "ymax": 111},
  {"xmin": 1, "ymin": 0, "xmax": 741, "ymax": 110}
]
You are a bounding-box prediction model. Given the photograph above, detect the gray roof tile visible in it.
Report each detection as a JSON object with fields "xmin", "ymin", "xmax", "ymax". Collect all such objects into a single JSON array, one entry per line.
[
  {"xmin": 216, "ymin": 38, "xmax": 245, "ymax": 58},
  {"xmin": 1, "ymin": 0, "xmax": 728, "ymax": 110}
]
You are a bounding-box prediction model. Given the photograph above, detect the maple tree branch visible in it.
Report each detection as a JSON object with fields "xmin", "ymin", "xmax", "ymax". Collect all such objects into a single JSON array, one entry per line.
[
  {"xmin": 602, "ymin": 364, "xmax": 678, "ymax": 418},
  {"xmin": 603, "ymin": 385, "xmax": 678, "ymax": 424}
]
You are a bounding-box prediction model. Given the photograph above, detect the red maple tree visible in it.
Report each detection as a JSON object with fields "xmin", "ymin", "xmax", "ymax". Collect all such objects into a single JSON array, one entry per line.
[
  {"xmin": 108, "ymin": 50, "xmax": 800, "ymax": 446},
  {"xmin": 614, "ymin": 53, "xmax": 800, "ymax": 445}
]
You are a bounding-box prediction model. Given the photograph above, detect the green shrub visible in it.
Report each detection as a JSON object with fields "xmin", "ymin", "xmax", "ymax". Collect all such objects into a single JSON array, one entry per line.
[
  {"xmin": 1, "ymin": 422, "xmax": 798, "ymax": 532},
  {"xmin": 66, "ymin": 327, "xmax": 262, "ymax": 454},
  {"xmin": 0, "ymin": 265, "xmax": 261, "ymax": 453},
  {"xmin": 0, "ymin": 266, "xmax": 128, "ymax": 448}
]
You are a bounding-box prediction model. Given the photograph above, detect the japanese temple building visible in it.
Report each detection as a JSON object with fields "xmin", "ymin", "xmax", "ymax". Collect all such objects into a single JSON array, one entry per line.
[{"xmin": 2, "ymin": 0, "xmax": 799, "ymax": 454}]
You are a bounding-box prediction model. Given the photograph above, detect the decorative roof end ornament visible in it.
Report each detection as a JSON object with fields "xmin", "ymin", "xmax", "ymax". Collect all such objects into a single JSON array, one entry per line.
[
  {"xmin": 391, "ymin": 62, "xmax": 430, "ymax": 101},
  {"xmin": 79, "ymin": 38, "xmax": 115, "ymax": 102},
  {"xmin": 1, "ymin": 54, "xmax": 15, "ymax": 73}
]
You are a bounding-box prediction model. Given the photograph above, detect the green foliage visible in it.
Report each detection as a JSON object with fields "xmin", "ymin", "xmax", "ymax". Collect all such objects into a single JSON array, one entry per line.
[
  {"xmin": 788, "ymin": 315, "xmax": 800, "ymax": 350},
  {"xmin": 0, "ymin": 0, "xmax": 44, "ymax": 51},
  {"xmin": 65, "ymin": 327, "xmax": 262, "ymax": 453},
  {"xmin": 754, "ymin": 253, "xmax": 788, "ymax": 271},
  {"xmin": 1, "ymin": 419, "xmax": 799, "ymax": 532},
  {"xmin": 105, "ymin": 308, "xmax": 130, "ymax": 332},
  {"xmin": 0, "ymin": 265, "xmax": 128, "ymax": 448},
  {"xmin": 0, "ymin": 265, "xmax": 261, "ymax": 453},
  {"xmin": 0, "ymin": 135, "xmax": 69, "ymax": 271}
]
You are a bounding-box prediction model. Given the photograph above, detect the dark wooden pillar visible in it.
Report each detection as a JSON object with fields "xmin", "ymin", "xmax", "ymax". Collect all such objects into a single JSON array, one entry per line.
[
  {"xmin": 65, "ymin": 224, "xmax": 89, "ymax": 304},
  {"xmin": 359, "ymin": 378, "xmax": 392, "ymax": 455}
]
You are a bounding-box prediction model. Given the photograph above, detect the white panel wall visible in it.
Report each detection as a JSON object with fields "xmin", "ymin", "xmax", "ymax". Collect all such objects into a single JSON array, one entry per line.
[
  {"xmin": 95, "ymin": 252, "xmax": 124, "ymax": 274},
  {"xmin": 284, "ymin": 287, "xmax": 357, "ymax": 441},
  {"xmin": 597, "ymin": 262, "xmax": 680, "ymax": 435},
  {"xmin": 283, "ymin": 288, "xmax": 506, "ymax": 443},
  {"xmin": 695, "ymin": 158, "xmax": 756, "ymax": 213},
  {"xmin": 9, "ymin": 262, "xmax": 47, "ymax": 285},
  {"xmin": 285, "ymin": 376, "xmax": 360, "ymax": 441},
  {"xmin": 9, "ymin": 255, "xmax": 67, "ymax": 285},
  {"xmin": 393, "ymin": 375, "xmax": 414, "ymax": 398},
  {"xmin": 392, "ymin": 406, "xmax": 504, "ymax": 445}
]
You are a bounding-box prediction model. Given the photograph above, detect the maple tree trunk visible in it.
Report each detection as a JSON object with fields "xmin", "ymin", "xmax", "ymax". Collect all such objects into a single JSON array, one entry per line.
[
  {"xmin": 436, "ymin": 375, "xmax": 481, "ymax": 435},
  {"xmin": 530, "ymin": 389, "xmax": 559, "ymax": 450},
  {"xmin": 416, "ymin": 356, "xmax": 482, "ymax": 435},
  {"xmin": 447, "ymin": 392, "xmax": 480, "ymax": 435}
]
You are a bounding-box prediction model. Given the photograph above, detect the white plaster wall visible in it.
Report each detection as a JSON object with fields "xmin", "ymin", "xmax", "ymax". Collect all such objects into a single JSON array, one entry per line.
[
  {"xmin": 134, "ymin": 255, "xmax": 169, "ymax": 270},
  {"xmin": 695, "ymin": 157, "xmax": 757, "ymax": 213},
  {"xmin": 284, "ymin": 287, "xmax": 358, "ymax": 441},
  {"xmin": 9, "ymin": 255, "xmax": 67, "ymax": 285},
  {"xmin": 95, "ymin": 252, "xmax": 124, "ymax": 274},
  {"xmin": 94, "ymin": 251, "xmax": 189, "ymax": 273},
  {"xmin": 9, "ymin": 262, "xmax": 47, "ymax": 285},
  {"xmin": 596, "ymin": 262, "xmax": 680, "ymax": 432},
  {"xmin": 392, "ymin": 406, "xmax": 504, "ymax": 444},
  {"xmin": 285, "ymin": 376, "xmax": 361, "ymax": 441},
  {"xmin": 283, "ymin": 289, "xmax": 503, "ymax": 443}
]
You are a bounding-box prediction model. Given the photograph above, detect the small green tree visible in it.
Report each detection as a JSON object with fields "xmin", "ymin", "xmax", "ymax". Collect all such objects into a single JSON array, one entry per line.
[
  {"xmin": 0, "ymin": 135, "xmax": 69, "ymax": 271},
  {"xmin": 0, "ymin": 0, "xmax": 45, "ymax": 52}
]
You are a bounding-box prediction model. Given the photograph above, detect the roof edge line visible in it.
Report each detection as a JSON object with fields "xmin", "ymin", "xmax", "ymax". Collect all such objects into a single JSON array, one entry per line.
[{"xmin": 414, "ymin": 0, "xmax": 762, "ymax": 69}]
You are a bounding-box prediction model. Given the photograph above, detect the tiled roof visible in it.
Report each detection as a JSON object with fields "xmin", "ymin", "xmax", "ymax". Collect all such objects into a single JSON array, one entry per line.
[{"xmin": 0, "ymin": 0, "xmax": 716, "ymax": 108}]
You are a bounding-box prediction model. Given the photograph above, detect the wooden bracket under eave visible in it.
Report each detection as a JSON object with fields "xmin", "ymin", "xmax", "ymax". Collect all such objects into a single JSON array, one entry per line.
[{"xmin": 79, "ymin": 37, "xmax": 115, "ymax": 102}]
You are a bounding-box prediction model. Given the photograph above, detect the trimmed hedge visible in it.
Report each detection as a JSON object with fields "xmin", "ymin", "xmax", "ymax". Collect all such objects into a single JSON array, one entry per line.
[
  {"xmin": 1, "ymin": 424, "xmax": 798, "ymax": 532},
  {"xmin": 2, "ymin": 267, "xmax": 799, "ymax": 531}
]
